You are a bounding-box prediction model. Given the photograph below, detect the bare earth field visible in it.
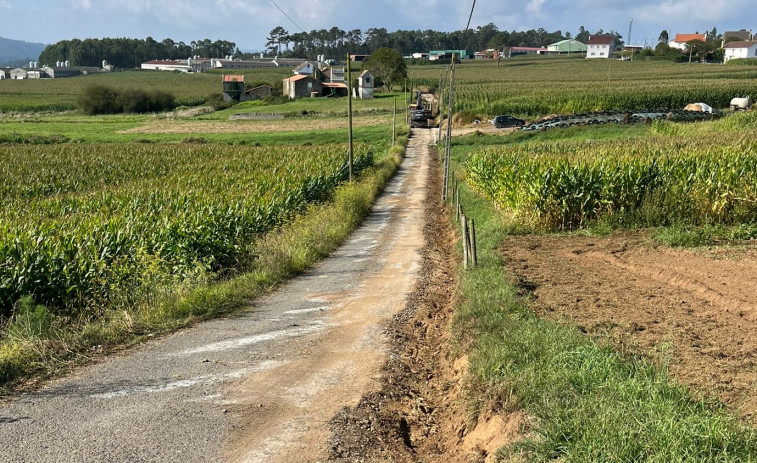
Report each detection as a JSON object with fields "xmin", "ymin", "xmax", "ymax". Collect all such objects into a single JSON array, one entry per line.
[
  {"xmin": 120, "ymin": 116, "xmax": 381, "ymax": 134},
  {"xmin": 502, "ymin": 231, "xmax": 757, "ymax": 419}
]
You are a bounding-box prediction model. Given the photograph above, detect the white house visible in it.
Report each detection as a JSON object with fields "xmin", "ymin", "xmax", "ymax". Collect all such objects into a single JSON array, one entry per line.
[
  {"xmin": 357, "ymin": 70, "xmax": 374, "ymax": 100},
  {"xmin": 293, "ymin": 61, "xmax": 315, "ymax": 76},
  {"xmin": 0, "ymin": 69, "xmax": 5, "ymax": 79},
  {"xmin": 585, "ymin": 34, "xmax": 616, "ymax": 59},
  {"xmin": 669, "ymin": 33, "xmax": 707, "ymax": 51},
  {"xmin": 724, "ymin": 41, "xmax": 757, "ymax": 62}
]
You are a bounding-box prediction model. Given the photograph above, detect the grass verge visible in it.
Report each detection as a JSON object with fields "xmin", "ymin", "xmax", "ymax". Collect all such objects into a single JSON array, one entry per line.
[
  {"xmin": 0, "ymin": 134, "xmax": 408, "ymax": 394},
  {"xmin": 449, "ymin": 168, "xmax": 757, "ymax": 461}
]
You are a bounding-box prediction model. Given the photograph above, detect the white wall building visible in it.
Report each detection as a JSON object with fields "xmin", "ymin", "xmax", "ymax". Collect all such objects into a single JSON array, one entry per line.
[
  {"xmin": 724, "ymin": 41, "xmax": 757, "ymax": 62},
  {"xmin": 586, "ymin": 34, "xmax": 616, "ymax": 59}
]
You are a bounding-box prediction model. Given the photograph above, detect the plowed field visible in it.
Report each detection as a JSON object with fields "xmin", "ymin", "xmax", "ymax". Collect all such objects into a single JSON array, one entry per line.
[{"xmin": 502, "ymin": 231, "xmax": 757, "ymax": 419}]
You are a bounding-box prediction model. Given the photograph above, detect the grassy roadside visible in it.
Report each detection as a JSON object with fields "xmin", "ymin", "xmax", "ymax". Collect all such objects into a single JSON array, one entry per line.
[
  {"xmin": 0, "ymin": 131, "xmax": 408, "ymax": 394},
  {"xmin": 447, "ymin": 158, "xmax": 757, "ymax": 461}
]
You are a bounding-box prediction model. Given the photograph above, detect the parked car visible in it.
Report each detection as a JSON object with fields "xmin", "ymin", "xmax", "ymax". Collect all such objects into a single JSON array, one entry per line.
[{"xmin": 491, "ymin": 115, "xmax": 525, "ymax": 128}]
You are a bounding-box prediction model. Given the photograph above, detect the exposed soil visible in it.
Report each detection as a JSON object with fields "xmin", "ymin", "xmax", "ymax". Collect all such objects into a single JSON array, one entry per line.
[
  {"xmin": 501, "ymin": 231, "xmax": 757, "ymax": 419},
  {"xmin": 328, "ymin": 140, "xmax": 523, "ymax": 462},
  {"xmin": 120, "ymin": 115, "xmax": 381, "ymax": 134}
]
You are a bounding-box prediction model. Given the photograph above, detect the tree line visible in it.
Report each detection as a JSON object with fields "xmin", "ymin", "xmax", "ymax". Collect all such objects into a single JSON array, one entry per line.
[
  {"xmin": 39, "ymin": 37, "xmax": 238, "ymax": 69},
  {"xmin": 260, "ymin": 23, "xmax": 588, "ymax": 59}
]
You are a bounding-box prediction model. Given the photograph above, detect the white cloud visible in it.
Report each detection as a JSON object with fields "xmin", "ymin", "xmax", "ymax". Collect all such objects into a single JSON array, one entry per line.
[{"xmin": 526, "ymin": 0, "xmax": 546, "ymax": 14}]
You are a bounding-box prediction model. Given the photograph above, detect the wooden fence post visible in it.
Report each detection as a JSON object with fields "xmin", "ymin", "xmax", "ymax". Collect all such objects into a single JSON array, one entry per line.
[
  {"xmin": 461, "ymin": 213, "xmax": 469, "ymax": 269},
  {"xmin": 469, "ymin": 217, "xmax": 478, "ymax": 268}
]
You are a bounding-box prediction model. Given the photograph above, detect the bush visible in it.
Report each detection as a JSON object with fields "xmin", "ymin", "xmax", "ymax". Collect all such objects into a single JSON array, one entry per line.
[{"xmin": 78, "ymin": 85, "xmax": 176, "ymax": 115}]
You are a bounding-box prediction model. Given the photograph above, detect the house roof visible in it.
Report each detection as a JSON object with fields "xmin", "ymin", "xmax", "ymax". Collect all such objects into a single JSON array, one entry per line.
[
  {"xmin": 223, "ymin": 74, "xmax": 244, "ymax": 82},
  {"xmin": 673, "ymin": 33, "xmax": 707, "ymax": 43},
  {"xmin": 284, "ymin": 74, "xmax": 312, "ymax": 82},
  {"xmin": 550, "ymin": 39, "xmax": 585, "ymax": 46},
  {"xmin": 143, "ymin": 60, "xmax": 187, "ymax": 66},
  {"xmin": 511, "ymin": 46, "xmax": 547, "ymax": 51},
  {"xmin": 293, "ymin": 61, "xmax": 311, "ymax": 71},
  {"xmin": 586, "ymin": 34, "xmax": 615, "ymax": 45},
  {"xmin": 723, "ymin": 30, "xmax": 752, "ymax": 41},
  {"xmin": 724, "ymin": 40, "xmax": 757, "ymax": 49}
]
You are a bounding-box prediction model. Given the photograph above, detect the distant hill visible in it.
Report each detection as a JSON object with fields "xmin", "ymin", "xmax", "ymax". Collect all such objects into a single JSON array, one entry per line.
[{"xmin": 0, "ymin": 37, "xmax": 47, "ymax": 67}]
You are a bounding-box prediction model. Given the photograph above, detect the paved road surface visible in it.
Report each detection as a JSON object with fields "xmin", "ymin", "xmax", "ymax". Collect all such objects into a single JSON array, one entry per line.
[{"xmin": 0, "ymin": 128, "xmax": 431, "ymax": 463}]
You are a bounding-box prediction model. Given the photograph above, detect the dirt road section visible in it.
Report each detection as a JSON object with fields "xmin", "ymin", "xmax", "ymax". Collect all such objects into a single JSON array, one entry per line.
[
  {"xmin": 224, "ymin": 130, "xmax": 431, "ymax": 463},
  {"xmin": 502, "ymin": 232, "xmax": 757, "ymax": 418},
  {"xmin": 0, "ymin": 130, "xmax": 431, "ymax": 462}
]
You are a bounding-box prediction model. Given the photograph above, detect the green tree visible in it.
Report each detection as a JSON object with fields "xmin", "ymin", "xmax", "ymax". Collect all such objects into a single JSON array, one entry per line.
[
  {"xmin": 266, "ymin": 26, "xmax": 289, "ymax": 56},
  {"xmin": 363, "ymin": 47, "xmax": 406, "ymax": 91},
  {"xmin": 658, "ymin": 29, "xmax": 669, "ymax": 43}
]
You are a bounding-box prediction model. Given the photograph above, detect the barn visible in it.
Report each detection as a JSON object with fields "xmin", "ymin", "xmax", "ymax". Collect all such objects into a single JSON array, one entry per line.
[{"xmin": 283, "ymin": 75, "xmax": 322, "ymax": 99}]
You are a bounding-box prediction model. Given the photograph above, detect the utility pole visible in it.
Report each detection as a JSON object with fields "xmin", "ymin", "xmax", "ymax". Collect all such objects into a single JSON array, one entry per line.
[
  {"xmin": 392, "ymin": 96, "xmax": 396, "ymax": 147},
  {"xmin": 442, "ymin": 53, "xmax": 455, "ymax": 202},
  {"xmin": 346, "ymin": 53, "xmax": 353, "ymax": 181},
  {"xmin": 628, "ymin": 18, "xmax": 634, "ymax": 61}
]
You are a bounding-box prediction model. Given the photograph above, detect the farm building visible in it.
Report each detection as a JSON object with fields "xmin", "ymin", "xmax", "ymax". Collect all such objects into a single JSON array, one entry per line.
[
  {"xmin": 723, "ymin": 30, "xmax": 753, "ymax": 42},
  {"xmin": 357, "ymin": 70, "xmax": 374, "ymax": 100},
  {"xmin": 724, "ymin": 41, "xmax": 757, "ymax": 62},
  {"xmin": 586, "ymin": 34, "xmax": 616, "ymax": 59},
  {"xmin": 140, "ymin": 58, "xmax": 212, "ymax": 72},
  {"xmin": 323, "ymin": 82, "xmax": 348, "ymax": 97},
  {"xmin": 668, "ymin": 33, "xmax": 707, "ymax": 51},
  {"xmin": 245, "ymin": 84, "xmax": 273, "ymax": 100},
  {"xmin": 283, "ymin": 75, "xmax": 322, "ymax": 99},
  {"xmin": 508, "ymin": 46, "xmax": 547, "ymax": 57},
  {"xmin": 429, "ymin": 50, "xmax": 473, "ymax": 60},
  {"xmin": 321, "ymin": 66, "xmax": 345, "ymax": 83},
  {"xmin": 547, "ymin": 39, "xmax": 587, "ymax": 54},
  {"xmin": 0, "ymin": 69, "xmax": 6, "ymax": 79},
  {"xmin": 222, "ymin": 74, "xmax": 245, "ymax": 102},
  {"xmin": 212, "ymin": 57, "xmax": 304, "ymax": 70},
  {"xmin": 40, "ymin": 66, "xmax": 102, "ymax": 78},
  {"xmin": 10, "ymin": 68, "xmax": 27, "ymax": 79},
  {"xmin": 349, "ymin": 54, "xmax": 370, "ymax": 62}
]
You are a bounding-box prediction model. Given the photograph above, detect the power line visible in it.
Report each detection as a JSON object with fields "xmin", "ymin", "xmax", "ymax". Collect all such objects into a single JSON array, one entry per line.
[
  {"xmin": 269, "ymin": 0, "xmax": 306, "ymax": 33},
  {"xmin": 461, "ymin": 0, "xmax": 477, "ymax": 45}
]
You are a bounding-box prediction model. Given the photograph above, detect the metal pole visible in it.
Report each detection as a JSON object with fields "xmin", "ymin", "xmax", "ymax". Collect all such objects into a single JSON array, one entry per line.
[{"xmin": 347, "ymin": 53, "xmax": 353, "ymax": 181}]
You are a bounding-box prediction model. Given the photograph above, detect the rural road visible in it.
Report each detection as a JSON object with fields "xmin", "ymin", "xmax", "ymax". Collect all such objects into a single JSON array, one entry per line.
[{"xmin": 0, "ymin": 128, "xmax": 432, "ymax": 463}]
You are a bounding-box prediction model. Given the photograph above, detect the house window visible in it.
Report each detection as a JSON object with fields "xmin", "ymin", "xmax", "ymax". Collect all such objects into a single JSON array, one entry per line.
[{"xmin": 591, "ymin": 52, "xmax": 595, "ymax": 56}]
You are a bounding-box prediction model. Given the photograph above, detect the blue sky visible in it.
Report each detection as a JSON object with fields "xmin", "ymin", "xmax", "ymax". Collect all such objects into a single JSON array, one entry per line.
[{"xmin": 1, "ymin": 0, "xmax": 754, "ymax": 50}]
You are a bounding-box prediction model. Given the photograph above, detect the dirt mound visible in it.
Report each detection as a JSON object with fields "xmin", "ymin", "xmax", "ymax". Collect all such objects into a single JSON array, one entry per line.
[{"xmin": 502, "ymin": 231, "xmax": 757, "ymax": 419}]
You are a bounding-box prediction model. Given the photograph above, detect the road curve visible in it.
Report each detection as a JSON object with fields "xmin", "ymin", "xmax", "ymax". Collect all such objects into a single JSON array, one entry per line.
[{"xmin": 0, "ymin": 128, "xmax": 431, "ymax": 463}]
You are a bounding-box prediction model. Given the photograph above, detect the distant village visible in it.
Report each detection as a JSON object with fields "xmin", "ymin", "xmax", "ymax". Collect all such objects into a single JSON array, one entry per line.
[{"xmin": 2, "ymin": 28, "xmax": 756, "ymax": 101}]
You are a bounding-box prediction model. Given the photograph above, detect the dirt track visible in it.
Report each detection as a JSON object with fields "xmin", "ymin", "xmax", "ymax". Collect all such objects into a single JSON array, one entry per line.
[
  {"xmin": 0, "ymin": 130, "xmax": 431, "ymax": 463},
  {"xmin": 502, "ymin": 231, "xmax": 757, "ymax": 418}
]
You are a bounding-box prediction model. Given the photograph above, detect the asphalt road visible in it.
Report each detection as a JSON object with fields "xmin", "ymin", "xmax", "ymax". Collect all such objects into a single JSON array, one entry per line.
[{"xmin": 0, "ymin": 128, "xmax": 431, "ymax": 463}]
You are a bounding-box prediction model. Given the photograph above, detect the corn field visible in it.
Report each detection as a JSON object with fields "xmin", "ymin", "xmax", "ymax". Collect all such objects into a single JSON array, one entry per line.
[
  {"xmin": 413, "ymin": 57, "xmax": 757, "ymax": 117},
  {"xmin": 0, "ymin": 143, "xmax": 372, "ymax": 317},
  {"xmin": 466, "ymin": 133, "xmax": 757, "ymax": 230}
]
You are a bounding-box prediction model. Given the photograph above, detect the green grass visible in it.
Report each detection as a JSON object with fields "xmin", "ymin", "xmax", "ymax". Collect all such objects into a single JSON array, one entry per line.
[{"xmin": 448, "ymin": 159, "xmax": 757, "ymax": 461}]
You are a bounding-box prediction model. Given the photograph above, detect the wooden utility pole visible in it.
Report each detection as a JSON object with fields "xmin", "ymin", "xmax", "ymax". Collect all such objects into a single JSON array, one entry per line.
[
  {"xmin": 347, "ymin": 53, "xmax": 354, "ymax": 181},
  {"xmin": 442, "ymin": 54, "xmax": 455, "ymax": 201},
  {"xmin": 392, "ymin": 97, "xmax": 397, "ymax": 146}
]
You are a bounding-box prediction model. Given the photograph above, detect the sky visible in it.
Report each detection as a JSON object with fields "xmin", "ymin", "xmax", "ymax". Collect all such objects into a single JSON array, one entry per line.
[{"xmin": 1, "ymin": 0, "xmax": 755, "ymax": 50}]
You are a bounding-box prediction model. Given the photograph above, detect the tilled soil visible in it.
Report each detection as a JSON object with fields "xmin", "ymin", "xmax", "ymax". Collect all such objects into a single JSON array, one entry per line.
[
  {"xmin": 328, "ymin": 144, "xmax": 522, "ymax": 463},
  {"xmin": 501, "ymin": 231, "xmax": 757, "ymax": 419}
]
